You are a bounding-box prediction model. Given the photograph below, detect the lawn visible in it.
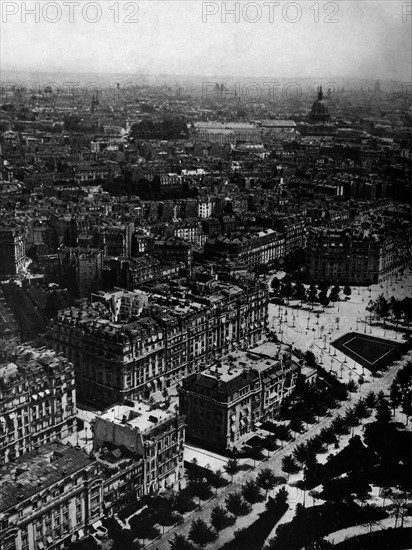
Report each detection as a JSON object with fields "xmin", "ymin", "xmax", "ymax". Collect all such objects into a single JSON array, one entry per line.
[{"xmin": 331, "ymin": 332, "xmax": 408, "ymax": 372}]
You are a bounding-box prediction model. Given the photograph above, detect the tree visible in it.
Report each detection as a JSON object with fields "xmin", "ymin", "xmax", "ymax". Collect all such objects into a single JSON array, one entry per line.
[
  {"xmin": 282, "ymin": 455, "xmax": 300, "ymax": 478},
  {"xmin": 307, "ymin": 287, "xmax": 318, "ymax": 308},
  {"xmin": 376, "ymin": 294, "xmax": 390, "ymax": 320},
  {"xmin": 343, "ymin": 407, "xmax": 360, "ymax": 436},
  {"xmin": 156, "ymin": 501, "xmax": 183, "ymax": 530},
  {"xmin": 390, "ymin": 361, "xmax": 412, "ymax": 414},
  {"xmin": 346, "ymin": 379, "xmax": 358, "ymax": 393},
  {"xmin": 365, "ymin": 390, "xmax": 377, "ymax": 410},
  {"xmin": 376, "ymin": 396, "xmax": 391, "ymax": 424},
  {"xmin": 224, "ymin": 458, "xmax": 240, "ymax": 481},
  {"xmin": 210, "ymin": 505, "xmax": 234, "ymax": 531},
  {"xmin": 273, "ymin": 486, "xmax": 288, "ymax": 508},
  {"xmin": 225, "ymin": 492, "xmax": 251, "ymax": 516},
  {"xmin": 256, "ymin": 468, "xmax": 280, "ymax": 497},
  {"xmin": 189, "ymin": 479, "xmax": 213, "ymax": 502},
  {"xmin": 188, "ymin": 519, "xmax": 216, "ymax": 547},
  {"xmin": 129, "ymin": 515, "xmax": 160, "ymax": 542},
  {"xmin": 250, "ymin": 445, "xmax": 265, "ymax": 467},
  {"xmin": 173, "ymin": 491, "xmax": 197, "ymax": 514},
  {"xmin": 391, "ymin": 297, "xmax": 403, "ymax": 327},
  {"xmin": 209, "ymin": 469, "xmax": 227, "ymax": 492},
  {"xmin": 241, "ymin": 479, "xmax": 264, "ymax": 504},
  {"xmin": 169, "ymin": 534, "xmax": 196, "ymax": 550},
  {"xmin": 306, "ymin": 435, "xmax": 326, "ymax": 455},
  {"xmin": 275, "ymin": 425, "xmax": 291, "ymax": 446},
  {"xmin": 343, "ymin": 285, "xmax": 352, "ymax": 297},
  {"xmin": 401, "ymin": 297, "xmax": 412, "ymax": 327},
  {"xmin": 293, "ymin": 442, "xmax": 309, "ymax": 465},
  {"xmin": 319, "ymin": 426, "xmax": 338, "ymax": 446},
  {"xmin": 354, "ymin": 399, "xmax": 371, "ymax": 420},
  {"xmin": 289, "ymin": 417, "xmax": 304, "ymax": 436},
  {"xmin": 280, "ymin": 278, "xmax": 293, "ymax": 302},
  {"xmin": 331, "ymin": 414, "xmax": 350, "ymax": 437},
  {"xmin": 264, "ymin": 435, "xmax": 278, "ymax": 452}
]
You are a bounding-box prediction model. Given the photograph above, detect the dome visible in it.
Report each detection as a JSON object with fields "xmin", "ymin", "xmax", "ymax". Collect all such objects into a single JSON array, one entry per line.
[{"xmin": 309, "ymin": 87, "xmax": 330, "ymax": 123}]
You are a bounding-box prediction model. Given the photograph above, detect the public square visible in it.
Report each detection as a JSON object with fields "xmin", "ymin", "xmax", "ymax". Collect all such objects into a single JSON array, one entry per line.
[{"xmin": 267, "ymin": 268, "xmax": 412, "ymax": 386}]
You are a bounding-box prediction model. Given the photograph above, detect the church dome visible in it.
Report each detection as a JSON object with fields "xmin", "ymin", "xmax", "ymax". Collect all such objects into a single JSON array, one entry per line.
[{"xmin": 309, "ymin": 87, "xmax": 330, "ymax": 123}]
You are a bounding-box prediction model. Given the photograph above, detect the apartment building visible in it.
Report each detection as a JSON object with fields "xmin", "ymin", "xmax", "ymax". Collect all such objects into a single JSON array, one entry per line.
[
  {"xmin": 0, "ymin": 224, "xmax": 26, "ymax": 277},
  {"xmin": 58, "ymin": 246, "xmax": 104, "ymax": 298},
  {"xmin": 94, "ymin": 401, "xmax": 186, "ymax": 494},
  {"xmin": 0, "ymin": 442, "xmax": 103, "ymax": 550},
  {"xmin": 306, "ymin": 225, "xmax": 412, "ymax": 285},
  {"xmin": 152, "ymin": 238, "xmax": 193, "ymax": 268},
  {"xmin": 0, "ymin": 344, "xmax": 77, "ymax": 464},
  {"xmin": 179, "ymin": 343, "xmax": 299, "ymax": 451},
  {"xmin": 48, "ymin": 281, "xmax": 267, "ymax": 408},
  {"xmin": 204, "ymin": 229, "xmax": 286, "ymax": 269}
]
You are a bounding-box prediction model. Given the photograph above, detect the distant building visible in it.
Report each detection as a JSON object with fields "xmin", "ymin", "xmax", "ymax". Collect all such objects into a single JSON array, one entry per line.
[
  {"xmin": 179, "ymin": 343, "xmax": 299, "ymax": 451},
  {"xmin": 0, "ymin": 344, "xmax": 77, "ymax": 464},
  {"xmin": 94, "ymin": 401, "xmax": 186, "ymax": 493},
  {"xmin": 306, "ymin": 226, "xmax": 412, "ymax": 285},
  {"xmin": 204, "ymin": 229, "xmax": 286, "ymax": 269},
  {"xmin": 0, "ymin": 225, "xmax": 26, "ymax": 277},
  {"xmin": 309, "ymin": 87, "xmax": 331, "ymax": 123},
  {"xmin": 152, "ymin": 238, "xmax": 193, "ymax": 269},
  {"xmin": 58, "ymin": 246, "xmax": 103, "ymax": 298},
  {"xmin": 101, "ymin": 222, "xmax": 134, "ymax": 258}
]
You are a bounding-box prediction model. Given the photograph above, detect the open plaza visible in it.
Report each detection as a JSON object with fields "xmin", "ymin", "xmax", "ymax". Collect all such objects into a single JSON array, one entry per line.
[{"xmin": 268, "ymin": 268, "xmax": 412, "ymax": 386}]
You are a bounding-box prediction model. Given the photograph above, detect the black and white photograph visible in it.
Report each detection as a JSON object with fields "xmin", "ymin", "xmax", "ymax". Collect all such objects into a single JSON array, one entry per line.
[{"xmin": 0, "ymin": 1, "xmax": 411, "ymax": 549}]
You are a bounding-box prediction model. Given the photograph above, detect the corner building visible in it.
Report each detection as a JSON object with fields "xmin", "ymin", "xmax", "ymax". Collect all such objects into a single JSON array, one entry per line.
[{"xmin": 179, "ymin": 343, "xmax": 299, "ymax": 451}]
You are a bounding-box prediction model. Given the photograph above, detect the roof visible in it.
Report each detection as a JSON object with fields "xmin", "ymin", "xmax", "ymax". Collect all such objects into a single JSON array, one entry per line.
[
  {"xmin": 186, "ymin": 367, "xmax": 259, "ymax": 397},
  {"xmin": 261, "ymin": 120, "xmax": 297, "ymax": 128},
  {"xmin": 0, "ymin": 442, "xmax": 94, "ymax": 513},
  {"xmin": 98, "ymin": 401, "xmax": 175, "ymax": 433}
]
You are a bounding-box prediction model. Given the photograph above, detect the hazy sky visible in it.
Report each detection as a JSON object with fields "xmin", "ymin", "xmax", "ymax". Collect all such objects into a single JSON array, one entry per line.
[{"xmin": 1, "ymin": 0, "xmax": 411, "ymax": 80}]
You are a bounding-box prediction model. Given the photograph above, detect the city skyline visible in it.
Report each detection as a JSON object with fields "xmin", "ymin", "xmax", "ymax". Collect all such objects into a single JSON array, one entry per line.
[{"xmin": 1, "ymin": 0, "xmax": 411, "ymax": 80}]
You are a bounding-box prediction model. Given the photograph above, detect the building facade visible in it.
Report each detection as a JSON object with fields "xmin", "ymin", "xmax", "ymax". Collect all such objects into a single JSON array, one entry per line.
[
  {"xmin": 94, "ymin": 401, "xmax": 186, "ymax": 494},
  {"xmin": 306, "ymin": 226, "xmax": 412, "ymax": 285},
  {"xmin": 179, "ymin": 343, "xmax": 299, "ymax": 451},
  {"xmin": 48, "ymin": 282, "xmax": 267, "ymax": 407},
  {"xmin": 0, "ymin": 225, "xmax": 26, "ymax": 277},
  {"xmin": 0, "ymin": 441, "xmax": 104, "ymax": 550},
  {"xmin": 0, "ymin": 344, "xmax": 77, "ymax": 464},
  {"xmin": 204, "ymin": 229, "xmax": 286, "ymax": 269}
]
